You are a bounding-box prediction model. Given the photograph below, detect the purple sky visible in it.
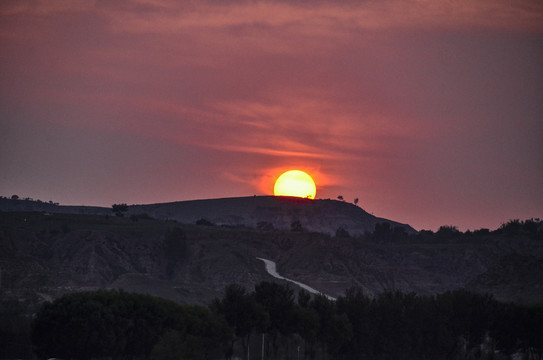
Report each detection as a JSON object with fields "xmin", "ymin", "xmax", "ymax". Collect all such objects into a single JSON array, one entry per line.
[{"xmin": 1, "ymin": 0, "xmax": 542, "ymax": 231}]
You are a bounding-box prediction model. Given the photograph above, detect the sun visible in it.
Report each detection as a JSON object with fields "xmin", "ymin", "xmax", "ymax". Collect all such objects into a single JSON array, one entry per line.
[{"xmin": 274, "ymin": 170, "xmax": 316, "ymax": 199}]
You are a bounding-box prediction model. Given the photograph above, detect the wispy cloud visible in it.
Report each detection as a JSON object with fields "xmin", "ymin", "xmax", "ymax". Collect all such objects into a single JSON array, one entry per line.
[
  {"xmin": 97, "ymin": 0, "xmax": 543, "ymax": 35},
  {"xmin": 1, "ymin": 0, "xmax": 541, "ymax": 230}
]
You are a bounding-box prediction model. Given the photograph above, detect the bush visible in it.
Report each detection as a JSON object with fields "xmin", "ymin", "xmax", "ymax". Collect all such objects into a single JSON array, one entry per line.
[{"xmin": 196, "ymin": 218, "xmax": 215, "ymax": 226}]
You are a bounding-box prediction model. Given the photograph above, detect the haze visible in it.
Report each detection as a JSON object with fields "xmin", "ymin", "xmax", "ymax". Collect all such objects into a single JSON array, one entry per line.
[{"xmin": 1, "ymin": 0, "xmax": 542, "ymax": 231}]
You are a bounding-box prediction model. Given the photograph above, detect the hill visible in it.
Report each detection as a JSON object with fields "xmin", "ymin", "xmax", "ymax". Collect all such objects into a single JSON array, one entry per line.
[
  {"xmin": 127, "ymin": 196, "xmax": 416, "ymax": 236},
  {"xmin": 1, "ymin": 207, "xmax": 542, "ymax": 309},
  {"xmin": 0, "ymin": 196, "xmax": 415, "ymax": 236}
]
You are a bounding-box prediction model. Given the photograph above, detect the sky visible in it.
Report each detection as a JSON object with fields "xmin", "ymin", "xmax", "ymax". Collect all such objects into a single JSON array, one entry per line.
[{"xmin": 1, "ymin": 0, "xmax": 542, "ymax": 231}]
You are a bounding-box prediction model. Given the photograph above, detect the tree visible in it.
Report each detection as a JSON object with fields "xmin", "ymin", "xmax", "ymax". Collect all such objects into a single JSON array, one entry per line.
[
  {"xmin": 32, "ymin": 290, "xmax": 192, "ymax": 359},
  {"xmin": 291, "ymin": 220, "xmax": 303, "ymax": 232},
  {"xmin": 434, "ymin": 290, "xmax": 494, "ymax": 355},
  {"xmin": 310, "ymin": 294, "xmax": 352, "ymax": 357},
  {"xmin": 111, "ymin": 203, "xmax": 128, "ymax": 217},
  {"xmin": 196, "ymin": 218, "xmax": 215, "ymax": 226},
  {"xmin": 297, "ymin": 289, "xmax": 312, "ymax": 308},
  {"xmin": 335, "ymin": 227, "xmax": 350, "ymax": 238},
  {"xmin": 212, "ymin": 284, "xmax": 268, "ymax": 358},
  {"xmin": 436, "ymin": 225, "xmax": 461, "ymax": 240},
  {"xmin": 354, "ymin": 198, "xmax": 359, "ymax": 206},
  {"xmin": 0, "ymin": 298, "xmax": 33, "ymax": 359},
  {"xmin": 337, "ymin": 195, "xmax": 344, "ymax": 201},
  {"xmin": 496, "ymin": 218, "xmax": 543, "ymax": 240},
  {"xmin": 293, "ymin": 305, "xmax": 319, "ymax": 359},
  {"xmin": 254, "ymin": 282, "xmax": 296, "ymax": 357},
  {"xmin": 150, "ymin": 330, "xmax": 187, "ymax": 360},
  {"xmin": 163, "ymin": 227, "xmax": 188, "ymax": 279},
  {"xmin": 336, "ymin": 288, "xmax": 371, "ymax": 359},
  {"xmin": 490, "ymin": 302, "xmax": 526, "ymax": 357},
  {"xmin": 152, "ymin": 305, "xmax": 232, "ymax": 360},
  {"xmin": 373, "ymin": 222, "xmax": 392, "ymax": 241},
  {"xmin": 32, "ymin": 293, "xmax": 117, "ymax": 359}
]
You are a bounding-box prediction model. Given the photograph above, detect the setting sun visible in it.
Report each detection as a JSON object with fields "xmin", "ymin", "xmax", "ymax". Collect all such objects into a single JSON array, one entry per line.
[{"xmin": 274, "ymin": 170, "xmax": 316, "ymax": 199}]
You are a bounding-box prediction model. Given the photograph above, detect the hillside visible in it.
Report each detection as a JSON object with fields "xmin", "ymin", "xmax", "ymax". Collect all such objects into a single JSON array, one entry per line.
[
  {"xmin": 1, "ymin": 209, "xmax": 542, "ymax": 309},
  {"xmin": 0, "ymin": 196, "xmax": 414, "ymax": 236},
  {"xmin": 128, "ymin": 196, "xmax": 416, "ymax": 236}
]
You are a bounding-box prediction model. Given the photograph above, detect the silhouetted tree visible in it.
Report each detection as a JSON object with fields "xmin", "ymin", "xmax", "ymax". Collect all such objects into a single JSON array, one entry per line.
[
  {"xmin": 212, "ymin": 284, "xmax": 269, "ymax": 358},
  {"xmin": 496, "ymin": 218, "xmax": 543, "ymax": 240},
  {"xmin": 0, "ymin": 299, "xmax": 33, "ymax": 359},
  {"xmin": 254, "ymin": 282, "xmax": 296, "ymax": 357},
  {"xmin": 297, "ymin": 289, "xmax": 312, "ymax": 308},
  {"xmin": 32, "ymin": 290, "xmax": 231, "ymax": 360},
  {"xmin": 163, "ymin": 227, "xmax": 188, "ymax": 278},
  {"xmin": 436, "ymin": 225, "xmax": 461, "ymax": 240},
  {"xmin": 294, "ymin": 304, "xmax": 319, "ymax": 359},
  {"xmin": 29, "ymin": 282, "xmax": 543, "ymax": 360},
  {"xmin": 373, "ymin": 222, "xmax": 392, "ymax": 241},
  {"xmin": 291, "ymin": 220, "xmax": 303, "ymax": 232},
  {"xmin": 310, "ymin": 294, "xmax": 352, "ymax": 357},
  {"xmin": 434, "ymin": 290, "xmax": 494, "ymax": 355},
  {"xmin": 335, "ymin": 227, "xmax": 350, "ymax": 238},
  {"xmin": 337, "ymin": 195, "xmax": 344, "ymax": 201},
  {"xmin": 151, "ymin": 305, "xmax": 232, "ymax": 360},
  {"xmin": 336, "ymin": 288, "xmax": 371, "ymax": 359},
  {"xmin": 111, "ymin": 203, "xmax": 128, "ymax": 217},
  {"xmin": 354, "ymin": 198, "xmax": 359, "ymax": 206},
  {"xmin": 196, "ymin": 218, "xmax": 215, "ymax": 226}
]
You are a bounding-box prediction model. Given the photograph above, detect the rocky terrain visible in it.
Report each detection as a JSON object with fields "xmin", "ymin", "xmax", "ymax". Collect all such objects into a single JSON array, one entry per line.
[{"xmin": 1, "ymin": 197, "xmax": 542, "ymax": 309}]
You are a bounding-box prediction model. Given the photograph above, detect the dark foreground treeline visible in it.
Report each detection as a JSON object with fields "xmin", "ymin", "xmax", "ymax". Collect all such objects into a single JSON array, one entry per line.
[{"xmin": 4, "ymin": 283, "xmax": 540, "ymax": 360}]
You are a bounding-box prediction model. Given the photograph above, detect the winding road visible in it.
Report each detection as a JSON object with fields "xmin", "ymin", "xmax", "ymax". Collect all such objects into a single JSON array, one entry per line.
[{"xmin": 256, "ymin": 257, "xmax": 336, "ymax": 300}]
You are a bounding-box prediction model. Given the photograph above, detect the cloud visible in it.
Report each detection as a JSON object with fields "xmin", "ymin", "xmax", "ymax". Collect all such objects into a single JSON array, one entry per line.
[
  {"xmin": 96, "ymin": 0, "xmax": 543, "ymax": 36},
  {"xmin": 0, "ymin": 0, "xmax": 96, "ymax": 16},
  {"xmin": 1, "ymin": 0, "xmax": 542, "ymax": 230}
]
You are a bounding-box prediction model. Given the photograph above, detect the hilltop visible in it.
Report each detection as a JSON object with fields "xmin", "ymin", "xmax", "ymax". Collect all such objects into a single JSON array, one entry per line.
[
  {"xmin": 0, "ymin": 195, "xmax": 415, "ymax": 236},
  {"xmin": 127, "ymin": 196, "xmax": 415, "ymax": 236}
]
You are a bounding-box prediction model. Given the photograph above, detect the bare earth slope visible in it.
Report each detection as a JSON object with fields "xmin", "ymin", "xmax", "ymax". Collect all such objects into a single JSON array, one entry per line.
[
  {"xmin": 1, "ymin": 210, "xmax": 542, "ymax": 308},
  {"xmin": 128, "ymin": 196, "xmax": 415, "ymax": 236}
]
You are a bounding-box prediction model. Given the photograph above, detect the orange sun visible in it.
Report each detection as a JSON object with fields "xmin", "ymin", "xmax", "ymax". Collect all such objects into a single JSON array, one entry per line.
[{"xmin": 274, "ymin": 170, "xmax": 316, "ymax": 199}]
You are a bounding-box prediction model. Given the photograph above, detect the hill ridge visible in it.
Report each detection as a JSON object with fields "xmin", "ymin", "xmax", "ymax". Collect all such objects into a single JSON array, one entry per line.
[{"xmin": 0, "ymin": 196, "xmax": 416, "ymax": 236}]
